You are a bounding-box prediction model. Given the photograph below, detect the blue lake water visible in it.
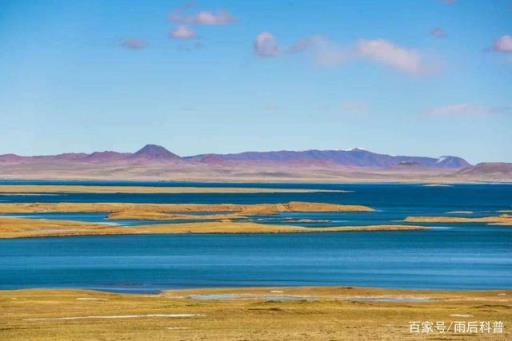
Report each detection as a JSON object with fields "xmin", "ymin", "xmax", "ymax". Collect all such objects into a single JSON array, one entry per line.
[{"xmin": 0, "ymin": 181, "xmax": 511, "ymax": 292}]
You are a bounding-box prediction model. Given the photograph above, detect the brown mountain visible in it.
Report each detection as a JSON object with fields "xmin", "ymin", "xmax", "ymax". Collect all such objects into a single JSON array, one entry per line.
[
  {"xmin": 0, "ymin": 145, "xmax": 509, "ymax": 182},
  {"xmin": 457, "ymin": 163, "xmax": 512, "ymax": 178},
  {"xmin": 129, "ymin": 144, "xmax": 181, "ymax": 162}
]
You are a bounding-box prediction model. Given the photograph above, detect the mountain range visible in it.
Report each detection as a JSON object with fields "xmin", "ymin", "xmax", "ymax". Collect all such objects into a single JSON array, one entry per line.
[{"xmin": 0, "ymin": 144, "xmax": 510, "ymax": 182}]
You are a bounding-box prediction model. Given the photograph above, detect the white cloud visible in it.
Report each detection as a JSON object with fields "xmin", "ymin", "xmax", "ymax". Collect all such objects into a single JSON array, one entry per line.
[
  {"xmin": 170, "ymin": 26, "xmax": 196, "ymax": 39},
  {"xmin": 194, "ymin": 10, "xmax": 234, "ymax": 25},
  {"xmin": 170, "ymin": 9, "xmax": 235, "ymax": 26},
  {"xmin": 427, "ymin": 104, "xmax": 512, "ymax": 116},
  {"xmin": 254, "ymin": 32, "xmax": 279, "ymax": 58},
  {"xmin": 493, "ymin": 35, "xmax": 512, "ymax": 52},
  {"xmin": 355, "ymin": 39, "xmax": 424, "ymax": 75},
  {"xmin": 257, "ymin": 34, "xmax": 432, "ymax": 75}
]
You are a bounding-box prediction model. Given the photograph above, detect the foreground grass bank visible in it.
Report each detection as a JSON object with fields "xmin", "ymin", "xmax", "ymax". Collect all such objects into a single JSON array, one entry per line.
[{"xmin": 1, "ymin": 287, "xmax": 510, "ymax": 340}]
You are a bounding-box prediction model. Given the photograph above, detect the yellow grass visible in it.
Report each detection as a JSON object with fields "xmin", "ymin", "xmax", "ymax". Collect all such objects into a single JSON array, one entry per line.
[
  {"xmin": 0, "ymin": 201, "xmax": 374, "ymax": 224},
  {"xmin": 1, "ymin": 287, "xmax": 510, "ymax": 340},
  {"xmin": 0, "ymin": 201, "xmax": 418, "ymax": 238},
  {"xmin": 0, "ymin": 217, "xmax": 425, "ymax": 239},
  {"xmin": 0, "ymin": 201, "xmax": 373, "ymax": 215},
  {"xmin": 405, "ymin": 214, "xmax": 512, "ymax": 226}
]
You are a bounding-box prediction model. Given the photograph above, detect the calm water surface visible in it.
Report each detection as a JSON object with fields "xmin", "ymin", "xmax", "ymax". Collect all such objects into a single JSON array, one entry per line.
[{"xmin": 0, "ymin": 181, "xmax": 510, "ymax": 292}]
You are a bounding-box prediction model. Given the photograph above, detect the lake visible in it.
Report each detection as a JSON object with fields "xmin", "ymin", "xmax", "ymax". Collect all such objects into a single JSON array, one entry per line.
[{"xmin": 0, "ymin": 181, "xmax": 511, "ymax": 292}]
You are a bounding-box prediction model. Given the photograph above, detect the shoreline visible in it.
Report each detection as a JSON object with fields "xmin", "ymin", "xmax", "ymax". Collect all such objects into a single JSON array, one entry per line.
[
  {"xmin": 1, "ymin": 177, "xmax": 512, "ymax": 185},
  {"xmin": 0, "ymin": 185, "xmax": 349, "ymax": 194},
  {"xmin": 2, "ymin": 285, "xmax": 510, "ymax": 294}
]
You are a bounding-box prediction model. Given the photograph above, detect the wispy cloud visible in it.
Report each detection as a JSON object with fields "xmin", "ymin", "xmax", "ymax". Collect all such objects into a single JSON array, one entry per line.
[
  {"xmin": 427, "ymin": 104, "xmax": 512, "ymax": 116},
  {"xmin": 170, "ymin": 25, "xmax": 196, "ymax": 39},
  {"xmin": 120, "ymin": 39, "xmax": 146, "ymax": 50},
  {"xmin": 194, "ymin": 10, "xmax": 234, "ymax": 25},
  {"xmin": 287, "ymin": 36, "xmax": 325, "ymax": 54},
  {"xmin": 166, "ymin": 5, "xmax": 234, "ymax": 47},
  {"xmin": 254, "ymin": 32, "xmax": 279, "ymax": 57},
  {"xmin": 257, "ymin": 33, "xmax": 433, "ymax": 75},
  {"xmin": 431, "ymin": 27, "xmax": 446, "ymax": 38},
  {"xmin": 308, "ymin": 38, "xmax": 352, "ymax": 67},
  {"xmin": 355, "ymin": 39, "xmax": 425, "ymax": 75},
  {"xmin": 169, "ymin": 9, "xmax": 235, "ymax": 26},
  {"xmin": 492, "ymin": 35, "xmax": 512, "ymax": 52},
  {"xmin": 287, "ymin": 35, "xmax": 351, "ymax": 66}
]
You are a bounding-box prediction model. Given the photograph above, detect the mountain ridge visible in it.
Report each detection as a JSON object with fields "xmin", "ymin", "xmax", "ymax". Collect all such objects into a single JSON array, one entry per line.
[
  {"xmin": 0, "ymin": 144, "xmax": 510, "ymax": 182},
  {"xmin": 0, "ymin": 144, "xmax": 473, "ymax": 169},
  {"xmin": 188, "ymin": 149, "xmax": 470, "ymax": 169}
]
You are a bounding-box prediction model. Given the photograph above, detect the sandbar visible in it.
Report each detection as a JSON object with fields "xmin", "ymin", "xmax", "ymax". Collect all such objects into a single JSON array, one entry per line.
[
  {"xmin": 0, "ymin": 217, "xmax": 425, "ymax": 239},
  {"xmin": 405, "ymin": 214, "xmax": 512, "ymax": 226},
  {"xmin": 0, "ymin": 201, "xmax": 374, "ymax": 223}
]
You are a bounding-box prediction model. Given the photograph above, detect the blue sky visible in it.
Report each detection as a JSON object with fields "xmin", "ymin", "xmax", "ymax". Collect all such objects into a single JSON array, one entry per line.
[{"xmin": 0, "ymin": 0, "xmax": 511, "ymax": 163}]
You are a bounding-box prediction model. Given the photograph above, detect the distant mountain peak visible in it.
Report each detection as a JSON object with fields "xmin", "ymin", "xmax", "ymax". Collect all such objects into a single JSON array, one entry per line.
[
  {"xmin": 131, "ymin": 144, "xmax": 180, "ymax": 160},
  {"xmin": 0, "ymin": 153, "xmax": 23, "ymax": 162},
  {"xmin": 0, "ymin": 146, "xmax": 476, "ymax": 170},
  {"xmin": 434, "ymin": 155, "xmax": 470, "ymax": 168}
]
